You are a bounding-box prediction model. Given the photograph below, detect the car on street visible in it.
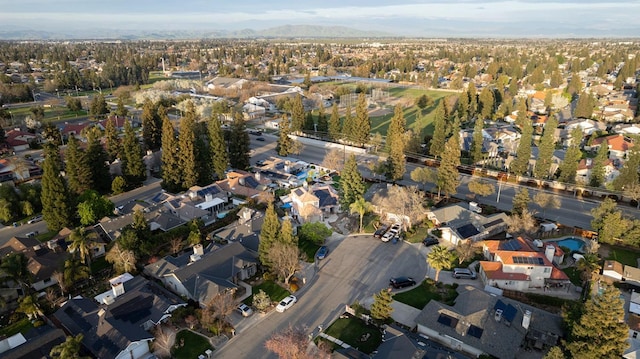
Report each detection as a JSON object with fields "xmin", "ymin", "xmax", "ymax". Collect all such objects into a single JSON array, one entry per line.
[
  {"xmin": 316, "ymin": 246, "xmax": 328, "ymax": 260},
  {"xmin": 26, "ymin": 231, "xmax": 39, "ymax": 238},
  {"xmin": 453, "ymin": 268, "xmax": 477, "ymax": 279},
  {"xmin": 381, "ymin": 223, "xmax": 401, "ymax": 242},
  {"xmin": 249, "ymin": 130, "xmax": 263, "ymax": 136},
  {"xmin": 374, "ymin": 224, "xmax": 389, "ymax": 238},
  {"xmin": 276, "ymin": 295, "xmax": 297, "ymax": 312},
  {"xmin": 237, "ymin": 303, "xmax": 254, "ymax": 317},
  {"xmin": 27, "ymin": 215, "xmax": 43, "ymax": 224},
  {"xmin": 389, "ymin": 276, "xmax": 416, "ymax": 289},
  {"xmin": 256, "ymin": 137, "xmax": 265, "ymax": 141},
  {"xmin": 422, "ymin": 236, "xmax": 439, "ymax": 247}
]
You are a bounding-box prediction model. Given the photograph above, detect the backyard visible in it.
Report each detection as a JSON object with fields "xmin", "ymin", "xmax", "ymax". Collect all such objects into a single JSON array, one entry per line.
[
  {"xmin": 322, "ymin": 316, "xmax": 383, "ymax": 354},
  {"xmin": 605, "ymin": 245, "xmax": 640, "ymax": 267},
  {"xmin": 393, "ymin": 279, "xmax": 458, "ymax": 309},
  {"xmin": 172, "ymin": 330, "xmax": 213, "ymax": 359}
]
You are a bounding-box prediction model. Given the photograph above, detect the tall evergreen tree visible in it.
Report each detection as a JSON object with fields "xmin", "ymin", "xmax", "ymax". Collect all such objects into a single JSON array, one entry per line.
[
  {"xmin": 328, "ymin": 103, "xmax": 342, "ymax": 141},
  {"xmin": 85, "ymin": 127, "xmax": 111, "ymax": 194},
  {"xmin": 89, "ymin": 93, "xmax": 108, "ymax": 119},
  {"xmin": 575, "ymin": 91, "xmax": 596, "ymax": 119},
  {"xmin": 511, "ymin": 118, "xmax": 533, "ymax": 176},
  {"xmin": 613, "ymin": 148, "xmax": 640, "ymax": 190},
  {"xmin": 259, "ymin": 202, "xmax": 280, "ymax": 268},
  {"xmin": 64, "ymin": 136, "xmax": 92, "ymax": 195},
  {"xmin": 515, "ymin": 98, "xmax": 528, "ymax": 128},
  {"xmin": 589, "ymin": 141, "xmax": 609, "ymax": 187},
  {"xmin": 478, "ymin": 87, "xmax": 495, "ymax": 120},
  {"xmin": 342, "ymin": 104, "xmax": 354, "ymax": 143},
  {"xmin": 290, "ymin": 94, "xmax": 305, "ymax": 134},
  {"xmin": 303, "ymin": 111, "xmax": 315, "ymax": 132},
  {"xmin": 386, "ymin": 105, "xmax": 406, "ymax": 181},
  {"xmin": 566, "ymin": 283, "xmax": 628, "ymax": 359},
  {"xmin": 41, "ymin": 144, "xmax": 72, "ymax": 231},
  {"xmin": 160, "ymin": 107, "xmax": 181, "ymax": 192},
  {"xmin": 430, "ymin": 101, "xmax": 447, "ymax": 158},
  {"xmin": 471, "ymin": 118, "xmax": 484, "ymax": 164},
  {"xmin": 141, "ymin": 99, "xmax": 162, "ymax": 150},
  {"xmin": 280, "ymin": 218, "xmax": 297, "ymax": 245},
  {"xmin": 437, "ymin": 136, "xmax": 461, "ymax": 198},
  {"xmin": 228, "ymin": 112, "xmax": 250, "ymax": 170},
  {"xmin": 121, "ymin": 120, "xmax": 146, "ymax": 188},
  {"xmin": 353, "ymin": 93, "xmax": 370, "ymax": 146},
  {"xmin": 370, "ymin": 289, "xmax": 394, "ymax": 320},
  {"xmin": 534, "ymin": 116, "xmax": 558, "ymax": 179},
  {"xmin": 467, "ymin": 82, "xmax": 478, "ymax": 119},
  {"xmin": 277, "ymin": 114, "xmax": 293, "ymax": 156},
  {"xmin": 339, "ymin": 154, "xmax": 365, "ymax": 210},
  {"xmin": 317, "ymin": 105, "xmax": 328, "ymax": 134},
  {"xmin": 178, "ymin": 101, "xmax": 198, "ymax": 189},
  {"xmin": 103, "ymin": 118, "xmax": 120, "ymax": 162},
  {"xmin": 558, "ymin": 128, "xmax": 583, "ymax": 183},
  {"xmin": 115, "ymin": 97, "xmax": 128, "ymax": 117},
  {"xmin": 208, "ymin": 115, "xmax": 228, "ymax": 180},
  {"xmin": 194, "ymin": 122, "xmax": 212, "ymax": 185}
]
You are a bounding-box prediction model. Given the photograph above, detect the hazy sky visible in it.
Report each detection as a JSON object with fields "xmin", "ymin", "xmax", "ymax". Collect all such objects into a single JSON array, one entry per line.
[{"xmin": 0, "ymin": 0, "xmax": 638, "ymax": 37}]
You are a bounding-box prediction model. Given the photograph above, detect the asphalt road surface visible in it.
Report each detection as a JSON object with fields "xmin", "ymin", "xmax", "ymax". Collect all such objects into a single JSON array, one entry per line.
[{"xmin": 214, "ymin": 235, "xmax": 427, "ymax": 359}]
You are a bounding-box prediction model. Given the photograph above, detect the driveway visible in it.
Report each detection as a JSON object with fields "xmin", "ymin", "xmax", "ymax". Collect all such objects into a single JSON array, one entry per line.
[{"xmin": 214, "ymin": 235, "xmax": 427, "ymax": 359}]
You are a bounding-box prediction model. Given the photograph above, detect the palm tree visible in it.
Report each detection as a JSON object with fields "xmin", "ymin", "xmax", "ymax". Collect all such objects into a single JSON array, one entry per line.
[
  {"xmin": 69, "ymin": 228, "xmax": 97, "ymax": 266},
  {"xmin": 17, "ymin": 293, "xmax": 44, "ymax": 319},
  {"xmin": 349, "ymin": 196, "xmax": 373, "ymax": 233},
  {"xmin": 427, "ymin": 245, "xmax": 456, "ymax": 282},
  {"xmin": 576, "ymin": 253, "xmax": 600, "ymax": 285},
  {"xmin": 63, "ymin": 257, "xmax": 91, "ymax": 288},
  {"xmin": 0, "ymin": 252, "xmax": 32, "ymax": 291}
]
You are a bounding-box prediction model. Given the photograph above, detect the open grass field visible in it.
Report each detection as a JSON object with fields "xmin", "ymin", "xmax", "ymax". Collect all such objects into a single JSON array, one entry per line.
[{"xmin": 8, "ymin": 105, "xmax": 88, "ymax": 123}]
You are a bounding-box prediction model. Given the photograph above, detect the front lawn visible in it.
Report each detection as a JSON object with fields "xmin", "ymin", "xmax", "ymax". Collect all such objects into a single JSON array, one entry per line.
[
  {"xmin": 299, "ymin": 237, "xmax": 321, "ymax": 262},
  {"xmin": 0, "ymin": 317, "xmax": 33, "ymax": 337},
  {"xmin": 35, "ymin": 231, "xmax": 57, "ymax": 243},
  {"xmin": 323, "ymin": 317, "xmax": 382, "ymax": 354},
  {"xmin": 393, "ymin": 279, "xmax": 458, "ymax": 309},
  {"xmin": 404, "ymin": 226, "xmax": 430, "ymax": 244},
  {"xmin": 606, "ymin": 246, "xmax": 640, "ymax": 267},
  {"xmin": 244, "ymin": 280, "xmax": 291, "ymax": 305},
  {"xmin": 172, "ymin": 330, "xmax": 213, "ymax": 359}
]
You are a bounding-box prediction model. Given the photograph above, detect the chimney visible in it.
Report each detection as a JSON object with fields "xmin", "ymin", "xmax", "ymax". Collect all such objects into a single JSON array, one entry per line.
[
  {"xmin": 112, "ymin": 281, "xmax": 125, "ymax": 298},
  {"xmin": 545, "ymin": 245, "xmax": 555, "ymax": 263},
  {"xmin": 193, "ymin": 243, "xmax": 204, "ymax": 256},
  {"xmin": 522, "ymin": 310, "xmax": 532, "ymax": 330},
  {"xmin": 205, "ymin": 194, "xmax": 213, "ymax": 202},
  {"xmin": 255, "ymin": 172, "xmax": 261, "ymax": 181}
]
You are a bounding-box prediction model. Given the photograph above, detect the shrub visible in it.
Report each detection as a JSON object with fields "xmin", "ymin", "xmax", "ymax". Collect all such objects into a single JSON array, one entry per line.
[
  {"xmin": 289, "ymin": 283, "xmax": 299, "ymax": 292},
  {"xmin": 432, "ymin": 229, "xmax": 442, "ymax": 238}
]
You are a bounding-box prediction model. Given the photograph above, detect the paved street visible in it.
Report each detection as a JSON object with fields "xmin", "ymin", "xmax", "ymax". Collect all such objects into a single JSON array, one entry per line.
[{"xmin": 214, "ymin": 235, "xmax": 427, "ymax": 359}]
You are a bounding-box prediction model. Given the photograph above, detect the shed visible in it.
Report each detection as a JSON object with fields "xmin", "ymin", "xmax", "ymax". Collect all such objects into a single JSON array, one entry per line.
[{"xmin": 603, "ymin": 260, "xmax": 624, "ymax": 281}]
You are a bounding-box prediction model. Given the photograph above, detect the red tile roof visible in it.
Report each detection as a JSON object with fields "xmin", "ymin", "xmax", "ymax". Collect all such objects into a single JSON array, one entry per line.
[{"xmin": 480, "ymin": 261, "xmax": 530, "ymax": 281}]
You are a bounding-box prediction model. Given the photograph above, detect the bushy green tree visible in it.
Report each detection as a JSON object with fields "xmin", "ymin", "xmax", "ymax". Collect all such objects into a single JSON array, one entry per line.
[
  {"xmin": 77, "ymin": 190, "xmax": 114, "ymax": 226},
  {"xmin": 471, "ymin": 118, "xmax": 484, "ymax": 164},
  {"xmin": 160, "ymin": 108, "xmax": 181, "ymax": 192},
  {"xmin": 208, "ymin": 116, "xmax": 229, "ymax": 180},
  {"xmin": 41, "ymin": 144, "xmax": 73, "ymax": 231},
  {"xmin": 178, "ymin": 101, "xmax": 198, "ymax": 189},
  {"xmin": 511, "ymin": 118, "xmax": 533, "ymax": 176},
  {"xmin": 277, "ymin": 114, "xmax": 293, "ymax": 156},
  {"xmin": 589, "ymin": 141, "xmax": 609, "ymax": 187},
  {"xmin": 558, "ymin": 128, "xmax": 583, "ymax": 183},
  {"xmin": 259, "ymin": 202, "xmax": 280, "ymax": 268},
  {"xmin": 534, "ymin": 116, "xmax": 558, "ymax": 179},
  {"xmin": 290, "ymin": 95, "xmax": 305, "ymax": 134},
  {"xmin": 103, "ymin": 117, "xmax": 121, "ymax": 162},
  {"xmin": 339, "ymin": 154, "xmax": 365, "ymax": 210},
  {"xmin": 64, "ymin": 136, "xmax": 92, "ymax": 195},
  {"xmin": 141, "ymin": 99, "xmax": 162, "ymax": 150},
  {"xmin": 370, "ymin": 289, "xmax": 394, "ymax": 320},
  {"xmin": 386, "ymin": 105, "xmax": 406, "ymax": 181},
  {"xmin": 228, "ymin": 112, "xmax": 250, "ymax": 170},
  {"xmin": 430, "ymin": 101, "xmax": 447, "ymax": 158},
  {"xmin": 436, "ymin": 136, "xmax": 460, "ymax": 198},
  {"xmin": 328, "ymin": 103, "xmax": 342, "ymax": 141},
  {"xmin": 121, "ymin": 120, "xmax": 146, "ymax": 188},
  {"xmin": 85, "ymin": 127, "xmax": 111, "ymax": 194},
  {"xmin": 512, "ymin": 188, "xmax": 530, "ymax": 215}
]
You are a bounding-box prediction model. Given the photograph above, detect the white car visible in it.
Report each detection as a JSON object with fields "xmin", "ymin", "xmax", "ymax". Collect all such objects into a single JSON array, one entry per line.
[
  {"xmin": 382, "ymin": 223, "xmax": 401, "ymax": 242},
  {"xmin": 237, "ymin": 303, "xmax": 254, "ymax": 317},
  {"xmin": 275, "ymin": 295, "xmax": 297, "ymax": 312},
  {"xmin": 27, "ymin": 215, "xmax": 43, "ymax": 224}
]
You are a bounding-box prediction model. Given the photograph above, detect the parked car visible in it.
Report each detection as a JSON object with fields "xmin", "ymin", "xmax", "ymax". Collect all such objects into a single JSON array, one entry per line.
[
  {"xmin": 256, "ymin": 137, "xmax": 265, "ymax": 141},
  {"xmin": 237, "ymin": 303, "xmax": 254, "ymax": 317},
  {"xmin": 276, "ymin": 295, "xmax": 297, "ymax": 312},
  {"xmin": 422, "ymin": 236, "xmax": 439, "ymax": 247},
  {"xmin": 25, "ymin": 231, "xmax": 39, "ymax": 238},
  {"xmin": 453, "ymin": 268, "xmax": 477, "ymax": 279},
  {"xmin": 27, "ymin": 215, "xmax": 43, "ymax": 224},
  {"xmin": 389, "ymin": 276, "xmax": 416, "ymax": 289},
  {"xmin": 381, "ymin": 230, "xmax": 395, "ymax": 242},
  {"xmin": 374, "ymin": 224, "xmax": 390, "ymax": 238},
  {"xmin": 316, "ymin": 246, "xmax": 328, "ymax": 260},
  {"xmin": 381, "ymin": 223, "xmax": 401, "ymax": 242},
  {"xmin": 249, "ymin": 130, "xmax": 263, "ymax": 136}
]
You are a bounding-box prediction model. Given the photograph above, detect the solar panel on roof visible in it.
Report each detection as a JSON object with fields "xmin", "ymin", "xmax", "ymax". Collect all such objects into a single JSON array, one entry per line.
[
  {"xmin": 503, "ymin": 304, "xmax": 517, "ymax": 322},
  {"xmin": 64, "ymin": 306, "xmax": 92, "ymax": 331},
  {"xmin": 513, "ymin": 256, "xmax": 544, "ymax": 265},
  {"xmin": 437, "ymin": 314, "xmax": 459, "ymax": 328},
  {"xmin": 244, "ymin": 176, "xmax": 259, "ymax": 188},
  {"xmin": 457, "ymin": 224, "xmax": 480, "ymax": 239},
  {"xmin": 467, "ymin": 325, "xmax": 484, "ymax": 338},
  {"xmin": 499, "ymin": 239, "xmax": 522, "ymax": 251}
]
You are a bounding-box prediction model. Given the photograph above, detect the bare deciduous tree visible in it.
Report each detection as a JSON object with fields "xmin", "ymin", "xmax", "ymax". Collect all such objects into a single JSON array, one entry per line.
[
  {"xmin": 52, "ymin": 270, "xmax": 66, "ymax": 296},
  {"xmin": 45, "ymin": 287, "xmax": 57, "ymax": 306},
  {"xmin": 371, "ymin": 185, "xmax": 425, "ymax": 229},
  {"xmin": 533, "ymin": 192, "xmax": 561, "ymax": 218},
  {"xmin": 455, "ymin": 241, "xmax": 479, "ymax": 265},
  {"xmin": 207, "ymin": 291, "xmax": 238, "ymax": 323},
  {"xmin": 321, "ymin": 148, "xmax": 344, "ymax": 172},
  {"xmin": 267, "ymin": 242, "xmax": 301, "ymax": 285},
  {"xmin": 265, "ymin": 325, "xmax": 312, "ymax": 359},
  {"xmin": 105, "ymin": 242, "xmax": 137, "ymax": 274},
  {"xmin": 257, "ymin": 191, "xmax": 275, "ymax": 204},
  {"xmin": 170, "ymin": 237, "xmax": 183, "ymax": 256},
  {"xmin": 152, "ymin": 324, "xmax": 176, "ymax": 359},
  {"xmin": 506, "ymin": 208, "xmax": 538, "ymax": 235}
]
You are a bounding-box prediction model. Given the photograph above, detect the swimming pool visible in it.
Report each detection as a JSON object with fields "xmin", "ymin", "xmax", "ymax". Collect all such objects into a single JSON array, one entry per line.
[{"xmin": 553, "ymin": 237, "xmax": 586, "ymax": 252}]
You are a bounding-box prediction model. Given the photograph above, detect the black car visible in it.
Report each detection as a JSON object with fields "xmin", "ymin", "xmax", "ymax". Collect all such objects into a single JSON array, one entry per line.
[
  {"xmin": 389, "ymin": 276, "xmax": 416, "ymax": 289},
  {"xmin": 256, "ymin": 137, "xmax": 265, "ymax": 141},
  {"xmin": 374, "ymin": 224, "xmax": 390, "ymax": 238},
  {"xmin": 422, "ymin": 236, "xmax": 439, "ymax": 247}
]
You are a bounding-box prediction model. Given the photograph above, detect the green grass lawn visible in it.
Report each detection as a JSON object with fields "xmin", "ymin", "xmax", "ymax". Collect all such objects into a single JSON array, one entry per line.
[
  {"xmin": 35, "ymin": 231, "xmax": 57, "ymax": 243},
  {"xmin": 299, "ymin": 237, "xmax": 321, "ymax": 262},
  {"xmin": 90, "ymin": 256, "xmax": 110, "ymax": 274},
  {"xmin": 244, "ymin": 280, "xmax": 291, "ymax": 305},
  {"xmin": 0, "ymin": 317, "xmax": 33, "ymax": 337},
  {"xmin": 324, "ymin": 317, "xmax": 383, "ymax": 354},
  {"xmin": 172, "ymin": 330, "xmax": 213, "ymax": 359},
  {"xmin": 404, "ymin": 226, "xmax": 430, "ymax": 244},
  {"xmin": 562, "ymin": 267, "xmax": 583, "ymax": 286},
  {"xmin": 393, "ymin": 279, "xmax": 458, "ymax": 309},
  {"xmin": 606, "ymin": 246, "xmax": 640, "ymax": 267}
]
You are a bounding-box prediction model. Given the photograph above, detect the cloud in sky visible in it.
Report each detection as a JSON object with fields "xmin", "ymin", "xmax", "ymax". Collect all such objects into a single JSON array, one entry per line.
[{"xmin": 0, "ymin": 0, "xmax": 638, "ymax": 36}]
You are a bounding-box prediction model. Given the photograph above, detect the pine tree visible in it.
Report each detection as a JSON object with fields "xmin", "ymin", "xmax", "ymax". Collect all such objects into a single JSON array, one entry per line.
[
  {"xmin": 121, "ymin": 120, "xmax": 146, "ymax": 188},
  {"xmin": 370, "ymin": 289, "xmax": 394, "ymax": 320},
  {"xmin": 41, "ymin": 144, "xmax": 72, "ymax": 231},
  {"xmin": 512, "ymin": 188, "xmax": 530, "ymax": 215},
  {"xmin": 339, "ymin": 154, "xmax": 365, "ymax": 210},
  {"xmin": 115, "ymin": 97, "xmax": 128, "ymax": 117},
  {"xmin": 478, "ymin": 87, "xmax": 495, "ymax": 120},
  {"xmin": 614, "ymin": 148, "xmax": 640, "ymax": 190},
  {"xmin": 303, "ymin": 111, "xmax": 315, "ymax": 132},
  {"xmin": 85, "ymin": 127, "xmax": 111, "ymax": 194},
  {"xmin": 575, "ymin": 91, "xmax": 595, "ymax": 119},
  {"xmin": 534, "ymin": 116, "xmax": 558, "ymax": 179},
  {"xmin": 208, "ymin": 115, "xmax": 228, "ymax": 180},
  {"xmin": 566, "ymin": 75, "xmax": 582, "ymax": 98},
  {"xmin": 386, "ymin": 105, "xmax": 406, "ymax": 181},
  {"xmin": 259, "ymin": 202, "xmax": 280, "ymax": 268},
  {"xmin": 228, "ymin": 112, "xmax": 250, "ymax": 170},
  {"xmin": 65, "ymin": 136, "xmax": 92, "ymax": 195},
  {"xmin": 160, "ymin": 107, "xmax": 181, "ymax": 192},
  {"xmin": 328, "ymin": 103, "xmax": 342, "ymax": 141},
  {"xmin": 317, "ymin": 105, "xmax": 328, "ymax": 134},
  {"xmin": 430, "ymin": 101, "xmax": 447, "ymax": 158},
  {"xmin": 437, "ymin": 136, "xmax": 460, "ymax": 198},
  {"xmin": 342, "ymin": 104, "xmax": 354, "ymax": 143},
  {"xmin": 89, "ymin": 93, "xmax": 108, "ymax": 119},
  {"xmin": 277, "ymin": 114, "xmax": 293, "ymax": 156},
  {"xmin": 589, "ymin": 141, "xmax": 609, "ymax": 187},
  {"xmin": 558, "ymin": 128, "xmax": 583, "ymax": 183},
  {"xmin": 177, "ymin": 102, "xmax": 198, "ymax": 189},
  {"xmin": 353, "ymin": 93, "xmax": 370, "ymax": 146},
  {"xmin": 467, "ymin": 82, "xmax": 478, "ymax": 119},
  {"xmin": 566, "ymin": 283, "xmax": 629, "ymax": 359},
  {"xmin": 280, "ymin": 218, "xmax": 297, "ymax": 245},
  {"xmin": 515, "ymin": 98, "xmax": 527, "ymax": 128},
  {"xmin": 290, "ymin": 95, "xmax": 304, "ymax": 134},
  {"xmin": 103, "ymin": 117, "xmax": 120, "ymax": 162},
  {"xmin": 141, "ymin": 99, "xmax": 162, "ymax": 150},
  {"xmin": 511, "ymin": 118, "xmax": 533, "ymax": 176},
  {"xmin": 471, "ymin": 118, "xmax": 484, "ymax": 164}
]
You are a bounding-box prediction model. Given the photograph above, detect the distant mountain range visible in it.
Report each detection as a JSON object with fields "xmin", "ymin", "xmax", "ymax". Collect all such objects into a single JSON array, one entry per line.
[{"xmin": 0, "ymin": 25, "xmax": 393, "ymax": 40}]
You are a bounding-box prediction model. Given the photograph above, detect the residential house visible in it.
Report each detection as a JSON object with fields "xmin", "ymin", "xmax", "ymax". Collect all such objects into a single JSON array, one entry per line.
[
  {"xmin": 213, "ymin": 207, "xmax": 264, "ymax": 253},
  {"xmin": 216, "ymin": 170, "xmax": 270, "ymax": 201},
  {"xmin": 162, "ymin": 196, "xmax": 211, "ymax": 223},
  {"xmin": 415, "ymin": 285, "xmax": 563, "ymax": 359},
  {"xmin": 426, "ymin": 204, "xmax": 508, "ymax": 245},
  {"xmin": 624, "ymin": 266, "xmax": 640, "ymax": 287},
  {"xmin": 53, "ymin": 274, "xmax": 185, "ymax": 359},
  {"xmin": 562, "ymin": 118, "xmax": 606, "ymax": 141},
  {"xmin": 288, "ymin": 184, "xmax": 340, "ymax": 223},
  {"xmin": 0, "ymin": 325, "xmax": 66, "ymax": 359},
  {"xmin": 614, "ymin": 123, "xmax": 640, "ymax": 136},
  {"xmin": 185, "ymin": 183, "xmax": 229, "ymax": 219},
  {"xmin": 603, "ymin": 260, "xmax": 624, "ymax": 281},
  {"xmin": 587, "ymin": 134, "xmax": 634, "ymax": 161},
  {"xmin": 96, "ymin": 202, "xmax": 186, "ymax": 241},
  {"xmin": 624, "ymin": 291, "xmax": 640, "ymax": 359},
  {"xmin": 60, "ymin": 122, "xmax": 92, "ymax": 141},
  {"xmin": 5, "ymin": 129, "xmax": 37, "ymax": 152},
  {"xmin": 205, "ymin": 77, "xmax": 248, "ymax": 91},
  {"xmin": 97, "ymin": 116, "xmax": 128, "ymax": 132},
  {"xmin": 479, "ymin": 238, "xmax": 570, "ymax": 291},
  {"xmin": 257, "ymin": 157, "xmax": 309, "ymax": 188},
  {"xmin": 576, "ymin": 158, "xmax": 619, "ymax": 185},
  {"xmin": 144, "ymin": 242, "xmax": 257, "ymax": 305}
]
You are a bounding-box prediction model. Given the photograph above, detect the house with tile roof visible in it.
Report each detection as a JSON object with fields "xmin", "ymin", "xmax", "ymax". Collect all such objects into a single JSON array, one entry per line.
[
  {"xmin": 5, "ymin": 129, "xmax": 36, "ymax": 152},
  {"xmin": 587, "ymin": 134, "xmax": 634, "ymax": 161},
  {"xmin": 576, "ymin": 158, "xmax": 619, "ymax": 185},
  {"xmin": 289, "ymin": 184, "xmax": 340, "ymax": 223},
  {"xmin": 143, "ymin": 242, "xmax": 257, "ymax": 305},
  {"xmin": 215, "ymin": 170, "xmax": 270, "ymax": 200},
  {"xmin": 53, "ymin": 274, "xmax": 185, "ymax": 359},
  {"xmin": 415, "ymin": 285, "xmax": 563, "ymax": 359}
]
